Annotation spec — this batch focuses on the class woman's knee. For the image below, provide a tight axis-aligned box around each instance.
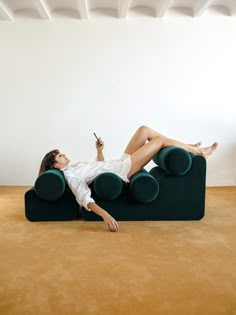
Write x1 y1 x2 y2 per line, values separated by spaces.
137 125 150 136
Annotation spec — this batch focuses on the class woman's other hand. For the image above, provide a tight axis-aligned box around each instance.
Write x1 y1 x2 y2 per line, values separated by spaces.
102 212 119 232
87 202 119 232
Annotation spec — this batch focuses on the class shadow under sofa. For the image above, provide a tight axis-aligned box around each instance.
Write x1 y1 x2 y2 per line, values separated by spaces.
25 146 206 222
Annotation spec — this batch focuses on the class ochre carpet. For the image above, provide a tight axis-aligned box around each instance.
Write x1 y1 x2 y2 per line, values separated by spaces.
0 186 235 315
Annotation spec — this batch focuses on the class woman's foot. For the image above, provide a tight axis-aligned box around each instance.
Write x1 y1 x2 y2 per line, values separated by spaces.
201 142 218 158
191 141 201 147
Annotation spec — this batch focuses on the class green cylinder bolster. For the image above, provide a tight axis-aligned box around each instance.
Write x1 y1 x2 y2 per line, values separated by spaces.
35 169 66 201
152 146 192 176
93 172 123 201
129 171 160 203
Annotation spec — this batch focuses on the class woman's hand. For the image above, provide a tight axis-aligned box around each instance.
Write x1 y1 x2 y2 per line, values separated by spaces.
96 137 104 161
87 202 119 232
96 137 104 151
102 212 119 232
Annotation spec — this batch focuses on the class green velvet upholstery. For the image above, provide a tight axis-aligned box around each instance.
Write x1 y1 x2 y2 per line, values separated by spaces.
35 169 65 201
25 187 78 221
25 147 206 222
152 146 192 175
129 170 159 203
93 172 123 201
82 155 206 221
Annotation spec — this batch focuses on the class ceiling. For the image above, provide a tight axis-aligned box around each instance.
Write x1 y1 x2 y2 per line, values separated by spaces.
0 0 236 21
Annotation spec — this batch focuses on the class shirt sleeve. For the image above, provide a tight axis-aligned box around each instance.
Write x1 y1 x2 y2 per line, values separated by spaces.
68 177 95 211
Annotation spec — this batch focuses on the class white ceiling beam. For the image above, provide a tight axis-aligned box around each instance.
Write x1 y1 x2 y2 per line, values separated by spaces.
230 6 236 15
156 0 175 18
193 0 212 17
33 0 51 20
0 0 14 20
76 0 89 19
119 0 130 18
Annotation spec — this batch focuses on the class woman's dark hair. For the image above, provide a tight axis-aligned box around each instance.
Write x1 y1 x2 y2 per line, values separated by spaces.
38 149 60 175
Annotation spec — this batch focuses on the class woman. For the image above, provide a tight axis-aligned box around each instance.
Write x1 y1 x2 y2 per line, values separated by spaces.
39 125 218 232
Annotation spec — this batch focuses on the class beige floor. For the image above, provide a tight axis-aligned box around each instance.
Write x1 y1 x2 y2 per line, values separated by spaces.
0 186 236 315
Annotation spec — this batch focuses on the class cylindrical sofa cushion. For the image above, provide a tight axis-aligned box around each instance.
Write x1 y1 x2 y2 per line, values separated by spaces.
130 171 160 203
152 146 192 176
35 169 66 201
93 172 123 201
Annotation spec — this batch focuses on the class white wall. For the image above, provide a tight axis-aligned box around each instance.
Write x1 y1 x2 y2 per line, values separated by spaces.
0 15 236 186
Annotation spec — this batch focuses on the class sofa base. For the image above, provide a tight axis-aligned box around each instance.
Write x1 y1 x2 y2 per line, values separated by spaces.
25 154 206 222
25 188 79 221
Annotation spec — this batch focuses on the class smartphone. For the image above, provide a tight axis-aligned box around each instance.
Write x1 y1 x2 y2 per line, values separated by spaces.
93 132 99 141
94 132 103 146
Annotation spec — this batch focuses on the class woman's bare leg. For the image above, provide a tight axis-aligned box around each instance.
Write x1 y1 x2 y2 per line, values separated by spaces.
127 134 218 178
124 126 165 155
124 126 202 155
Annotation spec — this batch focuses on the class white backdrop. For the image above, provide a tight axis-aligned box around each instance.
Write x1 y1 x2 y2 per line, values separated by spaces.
0 16 236 186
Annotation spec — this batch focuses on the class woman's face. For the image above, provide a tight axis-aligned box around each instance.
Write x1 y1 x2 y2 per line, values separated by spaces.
54 153 70 169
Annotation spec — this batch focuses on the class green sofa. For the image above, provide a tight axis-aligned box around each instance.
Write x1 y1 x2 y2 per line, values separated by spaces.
24 146 206 222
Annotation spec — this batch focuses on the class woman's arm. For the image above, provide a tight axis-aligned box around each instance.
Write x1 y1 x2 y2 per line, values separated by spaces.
70 180 118 231
96 138 105 161
87 202 119 232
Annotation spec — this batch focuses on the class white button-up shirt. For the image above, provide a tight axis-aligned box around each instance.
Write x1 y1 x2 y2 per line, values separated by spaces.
62 156 131 211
